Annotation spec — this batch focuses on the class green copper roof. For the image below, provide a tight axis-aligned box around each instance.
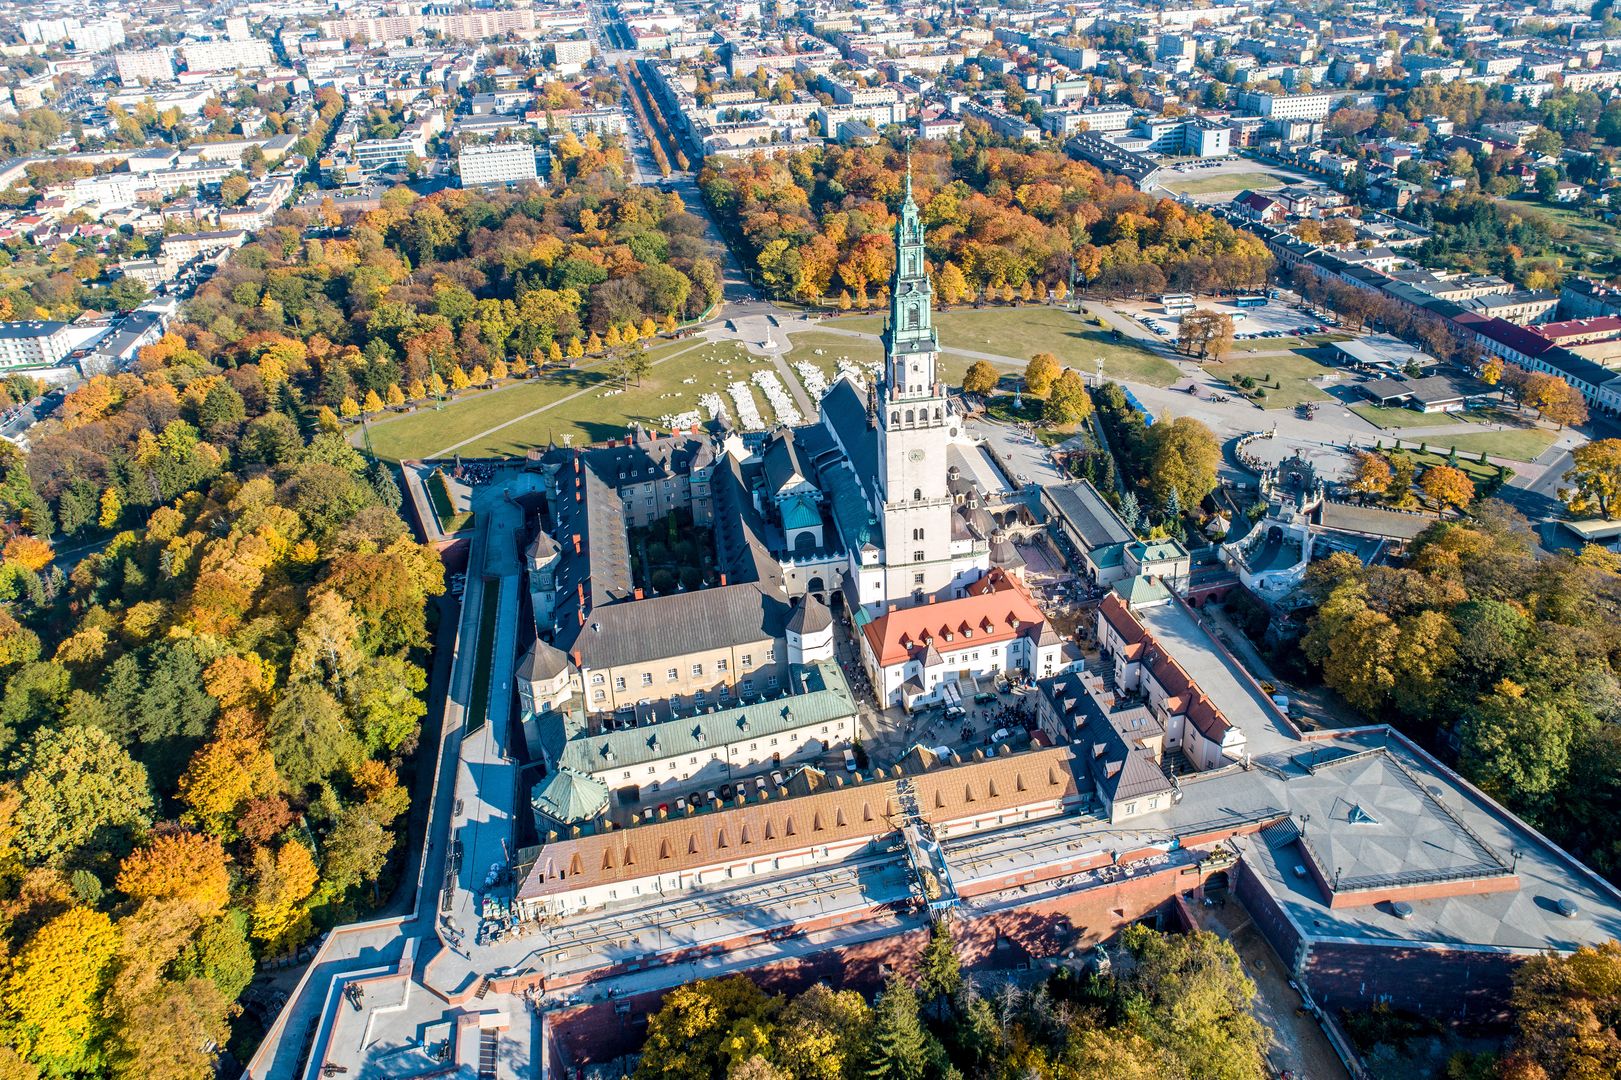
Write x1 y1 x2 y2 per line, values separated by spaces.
782 492 822 532
531 767 610 826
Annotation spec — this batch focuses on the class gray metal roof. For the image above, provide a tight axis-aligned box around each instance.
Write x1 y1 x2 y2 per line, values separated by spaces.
555 580 790 671
1044 481 1133 550
558 662 855 776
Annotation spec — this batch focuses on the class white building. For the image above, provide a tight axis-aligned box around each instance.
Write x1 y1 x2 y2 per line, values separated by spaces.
114 48 175 85
0 322 75 368
458 142 541 187
180 39 275 73
1236 90 1340 120
860 569 1067 710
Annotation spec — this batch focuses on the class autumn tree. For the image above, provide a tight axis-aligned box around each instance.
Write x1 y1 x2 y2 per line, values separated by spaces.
961 360 999 395
1499 940 1621 1080
1119 923 1267 1080
116 829 232 918
1347 450 1394 502
1024 352 1061 397
1177 309 1235 361
1419 464 1474 515
1043 369 1093 425
248 840 318 951
1561 438 1621 519
1 906 121 1075
1145 415 1220 513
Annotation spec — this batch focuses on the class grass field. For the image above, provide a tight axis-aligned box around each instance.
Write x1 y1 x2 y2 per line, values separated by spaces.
1396 427 1559 463
824 306 1181 386
426 469 473 533
1352 404 1462 429
1208 351 1336 409
1391 447 1510 485
1160 170 1288 196
368 340 768 460
1229 333 1351 354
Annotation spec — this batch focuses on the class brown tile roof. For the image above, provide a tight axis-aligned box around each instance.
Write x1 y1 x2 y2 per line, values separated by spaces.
1098 592 1147 660
517 747 1081 901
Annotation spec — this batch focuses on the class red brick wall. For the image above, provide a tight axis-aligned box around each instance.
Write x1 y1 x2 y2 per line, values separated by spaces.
1328 873 1519 910
546 861 1212 1068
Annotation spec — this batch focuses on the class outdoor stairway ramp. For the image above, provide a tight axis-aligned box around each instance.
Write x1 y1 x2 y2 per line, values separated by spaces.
477 1030 498 1080
895 776 960 917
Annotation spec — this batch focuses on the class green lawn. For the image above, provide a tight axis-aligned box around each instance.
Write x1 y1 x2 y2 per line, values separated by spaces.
1229 333 1352 354
1391 448 1510 485
367 340 767 460
426 469 473 534
824 306 1181 386
1160 170 1289 196
1207 351 1336 409
1396 427 1559 463
1352 404 1463 430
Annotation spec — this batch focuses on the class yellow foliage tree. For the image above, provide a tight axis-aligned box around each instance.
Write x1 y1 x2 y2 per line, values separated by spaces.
587 332 603 353
548 340 564 363
2 907 120 1071
338 396 359 419
361 389 384 415
2 536 52 573
449 366 470 393
115 830 231 919
640 317 657 338
249 841 318 951
468 364 488 386
203 654 273 712
385 383 405 408
604 325 623 348
315 405 341 432
98 487 122 530
426 372 447 397
491 359 509 381
177 734 279 836
406 378 425 400
661 313 678 333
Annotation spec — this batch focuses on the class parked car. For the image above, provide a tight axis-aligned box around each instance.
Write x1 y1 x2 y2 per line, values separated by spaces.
843 748 858 772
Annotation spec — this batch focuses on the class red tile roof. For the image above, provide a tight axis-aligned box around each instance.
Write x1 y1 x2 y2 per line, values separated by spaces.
862 569 1048 667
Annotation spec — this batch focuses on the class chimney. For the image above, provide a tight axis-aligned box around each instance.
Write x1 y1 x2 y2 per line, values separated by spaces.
928 595 936 604
570 649 582 666
719 573 727 586
887 604 896 613
634 587 644 600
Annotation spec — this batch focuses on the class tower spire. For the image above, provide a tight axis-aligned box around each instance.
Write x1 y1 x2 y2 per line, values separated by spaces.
904 142 913 202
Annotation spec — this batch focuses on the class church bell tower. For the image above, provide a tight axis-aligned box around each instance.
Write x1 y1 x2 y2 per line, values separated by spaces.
876 159 955 605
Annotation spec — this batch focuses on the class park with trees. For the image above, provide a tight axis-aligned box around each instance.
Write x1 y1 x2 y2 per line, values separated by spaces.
699 140 1272 308
0 202 461 1077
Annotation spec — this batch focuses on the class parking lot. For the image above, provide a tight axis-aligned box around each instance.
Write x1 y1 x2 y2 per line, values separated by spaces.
1119 297 1332 343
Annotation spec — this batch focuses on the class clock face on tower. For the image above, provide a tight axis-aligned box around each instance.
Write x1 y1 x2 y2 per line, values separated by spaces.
908 449 926 462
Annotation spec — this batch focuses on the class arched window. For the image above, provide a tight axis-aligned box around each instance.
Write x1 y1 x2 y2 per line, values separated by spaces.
907 306 920 330
892 411 900 425
905 409 914 424
913 488 923 501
